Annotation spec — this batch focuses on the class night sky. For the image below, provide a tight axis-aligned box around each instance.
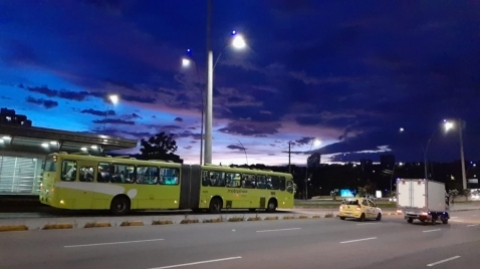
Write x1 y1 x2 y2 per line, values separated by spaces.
1 0 479 165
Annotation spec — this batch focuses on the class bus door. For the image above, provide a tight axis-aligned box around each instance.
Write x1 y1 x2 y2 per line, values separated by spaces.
241 174 257 208
225 172 242 209
75 161 96 209
255 175 268 208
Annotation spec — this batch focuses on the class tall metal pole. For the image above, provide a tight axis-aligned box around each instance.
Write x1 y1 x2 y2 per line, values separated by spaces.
459 119 467 190
199 91 204 165
288 142 291 174
304 165 308 200
204 0 213 164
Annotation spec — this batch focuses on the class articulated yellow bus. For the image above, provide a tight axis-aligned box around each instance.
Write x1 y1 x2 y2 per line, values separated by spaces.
40 152 295 215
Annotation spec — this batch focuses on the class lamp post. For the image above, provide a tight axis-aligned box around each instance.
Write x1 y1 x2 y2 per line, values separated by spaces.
444 119 467 190
204 0 247 164
304 138 321 200
182 49 204 165
103 94 119 131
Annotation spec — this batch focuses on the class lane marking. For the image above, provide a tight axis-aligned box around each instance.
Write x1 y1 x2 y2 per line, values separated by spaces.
423 229 441 233
357 223 380 225
427 256 460 267
340 237 377 244
467 224 479 227
472 215 478 217
65 239 164 248
450 217 458 219
256 228 301 233
149 256 242 269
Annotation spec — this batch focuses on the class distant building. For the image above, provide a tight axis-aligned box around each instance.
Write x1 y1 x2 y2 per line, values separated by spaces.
0 108 32 126
380 154 395 169
307 153 321 168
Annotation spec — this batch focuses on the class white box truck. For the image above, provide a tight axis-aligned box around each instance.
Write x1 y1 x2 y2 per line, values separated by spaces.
396 178 449 224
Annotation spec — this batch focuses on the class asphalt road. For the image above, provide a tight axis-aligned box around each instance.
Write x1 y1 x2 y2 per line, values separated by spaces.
1 211 479 269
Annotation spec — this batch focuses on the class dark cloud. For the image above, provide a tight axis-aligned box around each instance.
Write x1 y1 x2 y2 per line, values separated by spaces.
26 97 58 109
227 145 246 151
81 109 115 117
122 113 142 120
122 94 156 104
26 86 90 101
219 121 281 137
93 118 135 125
295 137 315 146
174 117 183 122
173 130 201 140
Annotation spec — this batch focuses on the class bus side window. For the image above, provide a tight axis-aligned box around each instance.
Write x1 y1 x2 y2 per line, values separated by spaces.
226 173 240 188
137 166 159 184
97 163 111 183
61 160 77 181
286 181 294 194
256 175 266 189
202 171 209 186
79 166 95 182
271 176 280 190
160 168 179 185
279 177 286 191
111 164 134 183
242 174 255 189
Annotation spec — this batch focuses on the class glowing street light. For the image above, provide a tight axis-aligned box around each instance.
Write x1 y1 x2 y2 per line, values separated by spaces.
399 127 404 132
444 120 454 132
103 94 119 131
231 34 246 49
182 58 191 67
444 119 467 190
109 94 119 105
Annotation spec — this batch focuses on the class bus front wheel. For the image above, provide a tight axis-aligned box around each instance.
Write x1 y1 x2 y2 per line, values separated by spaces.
209 198 222 213
110 196 130 216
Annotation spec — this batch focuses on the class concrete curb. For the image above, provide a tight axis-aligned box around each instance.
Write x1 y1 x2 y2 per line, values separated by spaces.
0 213 337 232
3 208 475 232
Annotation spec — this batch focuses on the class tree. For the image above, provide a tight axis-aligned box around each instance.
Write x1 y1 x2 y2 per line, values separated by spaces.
140 132 178 160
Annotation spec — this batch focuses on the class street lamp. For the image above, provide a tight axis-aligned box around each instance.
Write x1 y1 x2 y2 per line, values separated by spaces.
204 24 247 164
182 49 204 165
103 94 119 131
304 138 321 200
443 119 467 190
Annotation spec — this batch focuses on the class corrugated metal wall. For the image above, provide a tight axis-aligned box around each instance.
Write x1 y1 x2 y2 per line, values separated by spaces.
0 155 43 195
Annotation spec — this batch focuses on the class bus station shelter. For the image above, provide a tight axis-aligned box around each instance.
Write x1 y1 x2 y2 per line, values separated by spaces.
0 124 137 196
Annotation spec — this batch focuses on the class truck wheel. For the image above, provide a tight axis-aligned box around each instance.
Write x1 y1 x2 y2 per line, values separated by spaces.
359 213 366 222
407 218 413 223
441 217 448 224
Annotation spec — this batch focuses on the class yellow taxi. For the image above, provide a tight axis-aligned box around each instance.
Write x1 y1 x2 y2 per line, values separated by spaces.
338 198 382 221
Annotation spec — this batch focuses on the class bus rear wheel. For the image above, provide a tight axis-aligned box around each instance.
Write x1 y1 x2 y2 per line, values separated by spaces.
266 199 277 212
209 198 222 213
110 196 130 216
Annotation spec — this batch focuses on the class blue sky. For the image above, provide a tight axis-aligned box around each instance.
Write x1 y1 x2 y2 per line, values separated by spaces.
1 0 479 165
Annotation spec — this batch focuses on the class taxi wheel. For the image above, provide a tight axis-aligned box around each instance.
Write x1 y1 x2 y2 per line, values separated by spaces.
376 213 382 221
359 213 366 222
340 216 345 220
